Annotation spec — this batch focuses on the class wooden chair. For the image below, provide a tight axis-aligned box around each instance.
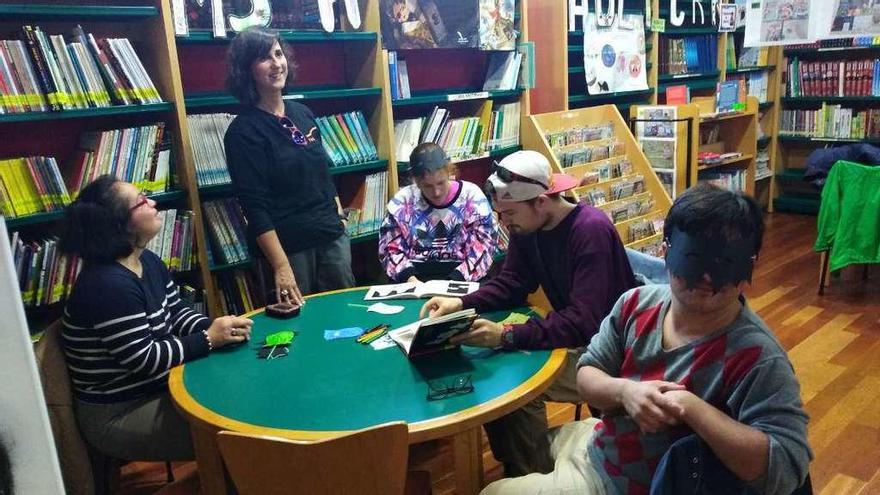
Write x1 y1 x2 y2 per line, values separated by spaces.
35 320 175 495
217 422 410 495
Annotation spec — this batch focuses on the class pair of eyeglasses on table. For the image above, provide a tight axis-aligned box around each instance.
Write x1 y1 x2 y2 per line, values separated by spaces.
426 374 474 401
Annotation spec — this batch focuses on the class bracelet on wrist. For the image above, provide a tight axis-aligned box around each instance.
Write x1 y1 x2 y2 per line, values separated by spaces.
501 324 516 349
203 330 214 351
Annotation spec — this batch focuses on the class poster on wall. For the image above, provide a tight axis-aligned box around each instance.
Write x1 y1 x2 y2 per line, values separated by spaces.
743 0 828 46
379 0 480 50
479 0 516 50
582 13 649 95
823 0 880 39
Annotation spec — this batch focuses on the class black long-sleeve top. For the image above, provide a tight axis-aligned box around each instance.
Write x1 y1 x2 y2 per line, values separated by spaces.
224 101 343 254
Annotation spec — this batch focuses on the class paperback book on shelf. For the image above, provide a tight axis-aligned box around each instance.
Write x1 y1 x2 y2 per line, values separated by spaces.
364 280 479 301
387 308 478 359
187 113 235 186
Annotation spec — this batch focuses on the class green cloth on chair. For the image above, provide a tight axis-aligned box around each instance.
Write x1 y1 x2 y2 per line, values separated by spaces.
814 160 880 272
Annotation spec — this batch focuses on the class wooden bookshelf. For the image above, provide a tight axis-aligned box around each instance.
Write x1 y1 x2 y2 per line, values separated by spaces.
522 104 672 254
631 96 759 199
0 1 208 329
527 1 781 209
384 0 531 193
773 42 880 214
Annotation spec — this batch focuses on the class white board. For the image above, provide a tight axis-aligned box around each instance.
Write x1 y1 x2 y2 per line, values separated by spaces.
0 218 64 494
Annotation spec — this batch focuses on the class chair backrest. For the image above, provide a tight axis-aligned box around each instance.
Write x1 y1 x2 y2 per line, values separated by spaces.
217 422 409 495
34 320 96 495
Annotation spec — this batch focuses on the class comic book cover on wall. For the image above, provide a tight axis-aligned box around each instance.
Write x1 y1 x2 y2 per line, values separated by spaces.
582 13 648 95
479 0 516 50
186 0 324 32
380 0 479 49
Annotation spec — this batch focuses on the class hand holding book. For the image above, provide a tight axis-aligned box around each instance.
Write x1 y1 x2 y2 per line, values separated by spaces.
448 318 504 348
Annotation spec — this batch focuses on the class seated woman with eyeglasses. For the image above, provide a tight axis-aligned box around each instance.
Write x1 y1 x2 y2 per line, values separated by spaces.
224 26 354 304
59 175 252 461
379 142 498 283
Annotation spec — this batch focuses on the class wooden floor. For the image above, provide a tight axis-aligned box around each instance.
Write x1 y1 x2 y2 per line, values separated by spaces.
119 212 880 495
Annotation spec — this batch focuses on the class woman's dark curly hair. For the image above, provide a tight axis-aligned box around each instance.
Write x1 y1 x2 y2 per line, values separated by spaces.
226 26 298 107
59 175 135 264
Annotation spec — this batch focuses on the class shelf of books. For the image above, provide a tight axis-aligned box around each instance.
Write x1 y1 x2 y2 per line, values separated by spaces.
385 0 531 219
172 0 397 316
630 95 759 203
774 38 880 214
0 1 209 332
521 104 672 257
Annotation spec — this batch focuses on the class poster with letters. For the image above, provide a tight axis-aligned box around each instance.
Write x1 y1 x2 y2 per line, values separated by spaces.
582 13 649 95
743 0 828 46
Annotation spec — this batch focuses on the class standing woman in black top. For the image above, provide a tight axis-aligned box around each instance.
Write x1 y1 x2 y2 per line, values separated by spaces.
224 27 355 304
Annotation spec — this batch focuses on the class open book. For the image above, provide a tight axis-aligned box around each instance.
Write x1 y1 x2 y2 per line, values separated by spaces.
387 309 478 359
364 280 479 301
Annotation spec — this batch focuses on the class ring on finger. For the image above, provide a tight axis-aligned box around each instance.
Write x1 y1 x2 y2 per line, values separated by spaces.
281 289 290 296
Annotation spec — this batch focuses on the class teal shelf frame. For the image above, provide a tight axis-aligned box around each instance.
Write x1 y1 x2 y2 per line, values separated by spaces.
568 88 654 104
4 189 186 229
396 145 522 171
657 71 720 82
177 30 377 44
198 183 234 197
391 89 522 107
185 87 381 108
784 45 880 57
727 65 773 74
0 4 157 19
662 27 719 35
209 259 252 273
329 160 389 176
0 102 172 124
778 135 880 144
351 231 379 244
780 96 880 104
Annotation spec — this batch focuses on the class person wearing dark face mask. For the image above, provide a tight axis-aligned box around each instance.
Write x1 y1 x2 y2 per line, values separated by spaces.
482 183 812 495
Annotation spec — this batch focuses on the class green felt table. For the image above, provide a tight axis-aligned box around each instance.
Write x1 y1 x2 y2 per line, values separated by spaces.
170 288 565 494
172 287 563 436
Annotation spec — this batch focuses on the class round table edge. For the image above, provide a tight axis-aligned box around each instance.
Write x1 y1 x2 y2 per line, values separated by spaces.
169 286 568 444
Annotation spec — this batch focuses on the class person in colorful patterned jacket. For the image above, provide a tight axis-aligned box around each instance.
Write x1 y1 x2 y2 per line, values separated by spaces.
379 142 497 282
482 183 812 495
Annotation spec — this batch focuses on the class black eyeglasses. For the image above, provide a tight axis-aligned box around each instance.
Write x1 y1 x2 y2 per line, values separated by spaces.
278 116 307 146
491 161 548 189
426 375 474 401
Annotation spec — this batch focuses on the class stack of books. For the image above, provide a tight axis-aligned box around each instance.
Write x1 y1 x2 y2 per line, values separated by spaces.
67 123 172 196
388 51 411 101
10 232 82 308
187 113 235 187
0 156 71 219
344 171 386 236
202 198 249 267
701 169 747 191
316 111 379 166
144 209 196 273
785 57 880 97
215 269 264 316
394 102 521 164
0 25 162 114
780 105 880 140
659 35 718 76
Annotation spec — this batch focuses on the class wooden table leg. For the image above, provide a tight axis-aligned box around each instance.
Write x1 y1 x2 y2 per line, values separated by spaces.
451 426 484 495
190 422 228 495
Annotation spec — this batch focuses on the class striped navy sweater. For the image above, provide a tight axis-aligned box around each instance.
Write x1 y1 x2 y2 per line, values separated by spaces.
62 250 211 404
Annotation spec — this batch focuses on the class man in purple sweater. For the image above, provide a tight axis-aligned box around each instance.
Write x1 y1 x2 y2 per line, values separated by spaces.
420 150 637 476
